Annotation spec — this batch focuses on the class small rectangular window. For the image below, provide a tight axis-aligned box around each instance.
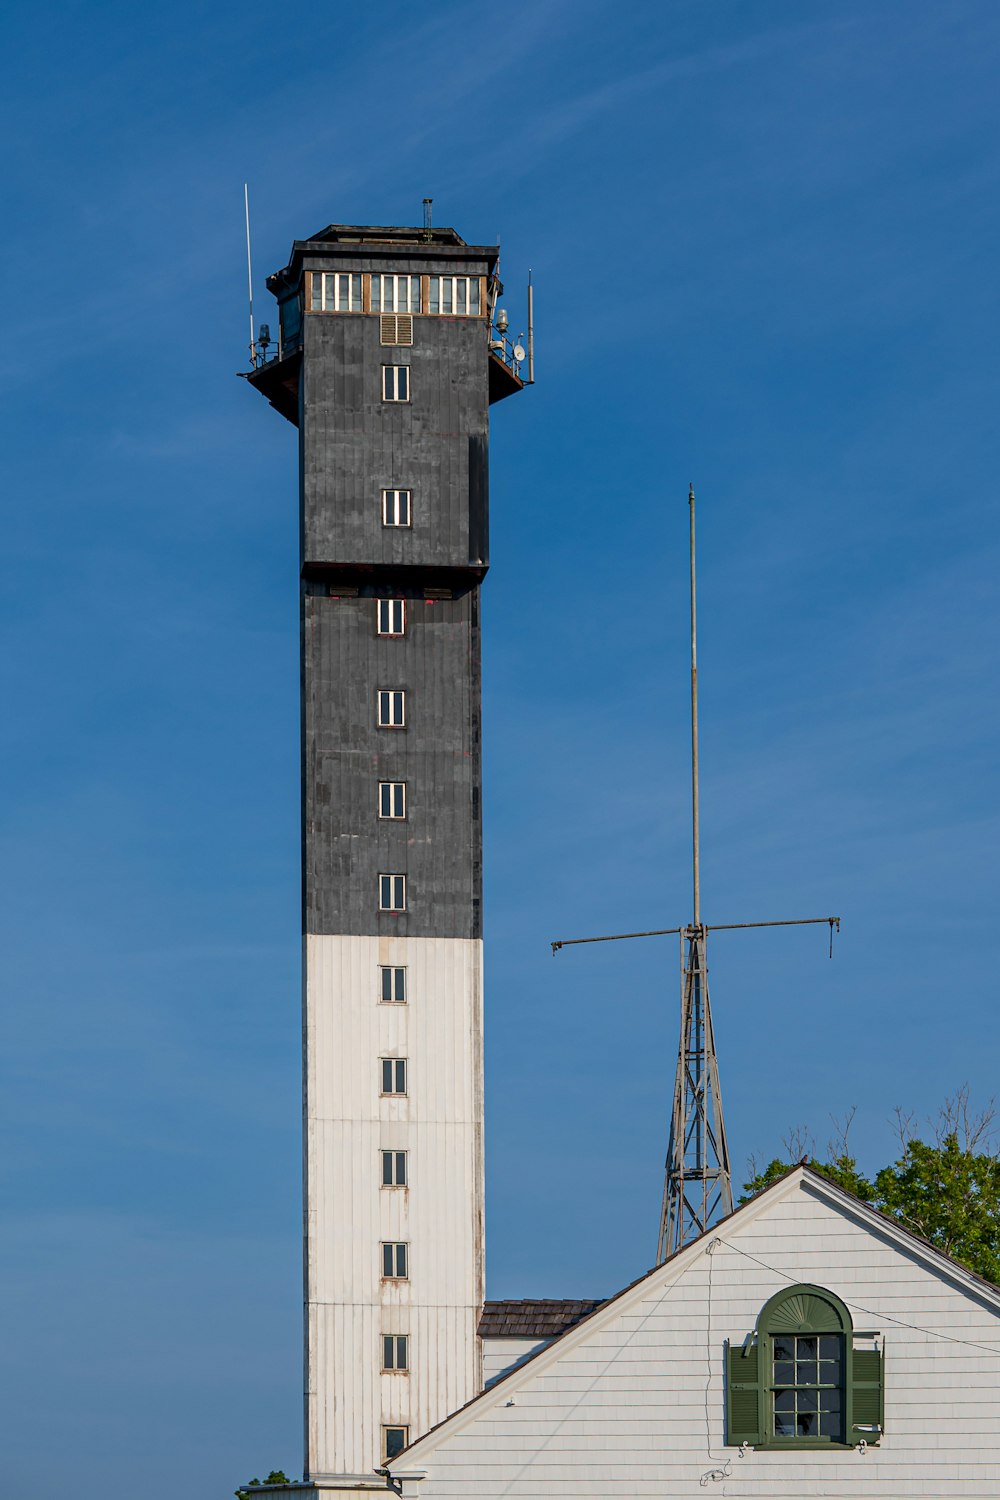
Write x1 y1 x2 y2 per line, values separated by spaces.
377 690 405 728
382 1242 408 1279
382 365 410 402
379 965 407 1003
382 1333 409 1371
377 599 405 636
379 875 406 913
382 1425 409 1461
379 783 406 820
381 1149 407 1186
380 1057 407 1095
312 272 362 311
371 275 421 314
382 489 411 528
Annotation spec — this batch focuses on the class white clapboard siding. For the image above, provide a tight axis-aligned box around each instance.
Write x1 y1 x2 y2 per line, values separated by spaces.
305 934 484 1478
482 1336 551 1386
392 1170 1000 1499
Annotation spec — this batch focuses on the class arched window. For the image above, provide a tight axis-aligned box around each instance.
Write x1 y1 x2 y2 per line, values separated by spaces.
726 1284 883 1448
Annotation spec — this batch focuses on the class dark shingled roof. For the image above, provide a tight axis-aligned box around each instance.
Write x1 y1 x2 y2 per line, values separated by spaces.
478 1298 606 1340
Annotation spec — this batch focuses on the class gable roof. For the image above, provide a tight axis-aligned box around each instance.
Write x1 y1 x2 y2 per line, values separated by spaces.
478 1299 606 1340
390 1164 1000 1474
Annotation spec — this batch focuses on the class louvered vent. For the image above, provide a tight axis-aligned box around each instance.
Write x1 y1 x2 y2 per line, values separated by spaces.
380 315 414 346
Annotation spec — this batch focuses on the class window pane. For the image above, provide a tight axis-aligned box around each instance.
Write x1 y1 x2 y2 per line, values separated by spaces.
383 1244 393 1276
457 280 467 314
399 491 410 524
773 1391 794 1436
371 277 381 312
395 1151 406 1184
394 785 404 816
429 279 439 313
397 1243 407 1277
818 1336 840 1361
443 279 453 313
796 1361 818 1385
381 967 393 1001
382 1059 392 1092
470 279 481 313
398 367 409 401
384 1427 407 1460
773 1360 794 1383
798 1337 817 1358
773 1337 794 1362
411 276 421 312
311 276 322 311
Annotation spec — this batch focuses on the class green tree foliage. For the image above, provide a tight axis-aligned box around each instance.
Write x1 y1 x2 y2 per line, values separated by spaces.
742 1091 1000 1284
235 1472 291 1499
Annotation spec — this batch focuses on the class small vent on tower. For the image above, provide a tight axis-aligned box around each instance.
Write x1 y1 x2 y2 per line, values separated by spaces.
381 314 413 346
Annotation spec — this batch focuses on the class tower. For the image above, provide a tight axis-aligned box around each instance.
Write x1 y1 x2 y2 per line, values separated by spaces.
246 221 525 1483
659 488 732 1260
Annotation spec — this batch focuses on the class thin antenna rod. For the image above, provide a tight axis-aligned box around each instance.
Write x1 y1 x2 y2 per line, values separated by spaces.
244 183 256 367
689 485 701 927
551 915 840 953
527 271 535 384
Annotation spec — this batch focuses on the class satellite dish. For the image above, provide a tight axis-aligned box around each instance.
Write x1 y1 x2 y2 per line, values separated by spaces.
513 344 526 362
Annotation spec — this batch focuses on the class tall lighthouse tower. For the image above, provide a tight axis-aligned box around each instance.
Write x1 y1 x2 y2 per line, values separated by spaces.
246 220 525 1485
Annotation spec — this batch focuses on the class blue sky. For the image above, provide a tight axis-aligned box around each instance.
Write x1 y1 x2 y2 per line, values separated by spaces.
3 1 1000 1494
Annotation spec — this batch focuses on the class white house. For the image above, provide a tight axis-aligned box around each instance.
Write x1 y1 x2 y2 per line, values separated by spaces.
377 1166 1000 1499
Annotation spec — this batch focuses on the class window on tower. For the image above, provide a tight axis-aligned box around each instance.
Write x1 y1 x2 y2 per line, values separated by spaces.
379 875 406 913
382 1334 409 1371
377 599 405 636
381 1242 408 1279
379 966 407 1003
371 275 421 313
382 489 411 528
379 782 406 820
380 1057 407 1095
311 272 362 312
377 690 406 728
382 365 410 402
382 1426 409 1462
381 1149 407 1186
427 276 482 315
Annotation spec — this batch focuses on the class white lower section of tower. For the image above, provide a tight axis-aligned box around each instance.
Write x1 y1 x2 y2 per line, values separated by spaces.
303 934 485 1481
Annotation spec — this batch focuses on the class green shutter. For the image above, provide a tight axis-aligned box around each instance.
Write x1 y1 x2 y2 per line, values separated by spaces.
726 1340 761 1446
850 1347 883 1444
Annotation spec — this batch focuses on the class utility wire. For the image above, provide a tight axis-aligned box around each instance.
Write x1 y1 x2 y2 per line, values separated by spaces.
719 1239 1000 1358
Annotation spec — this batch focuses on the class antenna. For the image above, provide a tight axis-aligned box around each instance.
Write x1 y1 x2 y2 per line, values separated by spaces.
527 271 535 385
551 488 840 1262
244 183 257 368
423 197 433 234
689 485 700 926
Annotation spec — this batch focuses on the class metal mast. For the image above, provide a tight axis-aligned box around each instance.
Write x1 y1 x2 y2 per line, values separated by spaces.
657 487 732 1260
551 488 839 1263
